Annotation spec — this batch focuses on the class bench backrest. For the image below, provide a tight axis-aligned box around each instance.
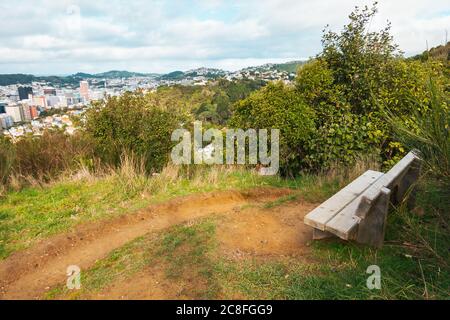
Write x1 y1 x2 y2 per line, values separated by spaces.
356 150 421 218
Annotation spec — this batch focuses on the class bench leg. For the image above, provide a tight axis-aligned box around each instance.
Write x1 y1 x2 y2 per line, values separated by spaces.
313 228 335 240
396 160 421 209
356 187 391 248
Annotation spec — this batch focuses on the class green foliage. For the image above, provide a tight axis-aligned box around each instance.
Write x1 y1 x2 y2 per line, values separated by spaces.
304 113 379 169
150 79 265 125
85 91 184 173
296 59 347 124
230 82 316 175
387 79 450 182
292 2 448 170
321 3 400 112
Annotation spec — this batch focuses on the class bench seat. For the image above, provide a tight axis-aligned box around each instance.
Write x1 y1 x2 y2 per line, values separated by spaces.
303 170 384 231
304 151 421 247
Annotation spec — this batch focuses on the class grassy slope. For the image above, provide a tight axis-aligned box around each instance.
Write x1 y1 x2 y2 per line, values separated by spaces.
46 177 449 300
0 165 341 260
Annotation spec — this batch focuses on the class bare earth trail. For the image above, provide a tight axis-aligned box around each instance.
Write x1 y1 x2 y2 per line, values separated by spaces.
0 187 317 300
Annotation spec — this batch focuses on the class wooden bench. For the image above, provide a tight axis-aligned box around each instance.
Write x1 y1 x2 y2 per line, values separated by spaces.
304 151 421 247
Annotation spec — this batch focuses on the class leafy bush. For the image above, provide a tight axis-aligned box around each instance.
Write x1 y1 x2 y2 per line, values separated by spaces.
295 59 346 124
303 113 380 170
229 82 316 175
85 91 185 173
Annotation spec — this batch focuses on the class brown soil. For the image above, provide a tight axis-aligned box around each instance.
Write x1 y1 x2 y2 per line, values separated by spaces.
0 187 316 300
85 198 317 300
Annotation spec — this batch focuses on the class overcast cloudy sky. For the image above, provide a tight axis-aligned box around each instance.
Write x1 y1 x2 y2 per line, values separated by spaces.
0 0 448 75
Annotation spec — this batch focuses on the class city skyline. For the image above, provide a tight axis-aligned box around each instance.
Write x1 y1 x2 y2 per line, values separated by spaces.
0 0 449 75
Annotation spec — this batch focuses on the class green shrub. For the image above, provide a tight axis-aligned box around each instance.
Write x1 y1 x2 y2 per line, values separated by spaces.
229 82 316 176
303 113 380 170
85 91 185 173
296 59 347 124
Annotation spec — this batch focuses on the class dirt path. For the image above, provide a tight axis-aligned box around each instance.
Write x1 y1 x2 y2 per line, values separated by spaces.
0 188 294 300
89 200 317 300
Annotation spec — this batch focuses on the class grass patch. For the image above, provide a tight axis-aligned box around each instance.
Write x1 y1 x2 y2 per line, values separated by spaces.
156 220 219 299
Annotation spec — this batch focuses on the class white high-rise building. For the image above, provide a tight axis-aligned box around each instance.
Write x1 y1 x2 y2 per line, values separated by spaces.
5 105 23 122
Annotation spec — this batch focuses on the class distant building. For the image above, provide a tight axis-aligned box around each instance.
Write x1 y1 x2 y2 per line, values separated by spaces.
5 105 23 122
47 96 61 107
0 101 7 114
18 86 33 100
0 114 14 129
79 81 90 101
43 87 57 96
32 96 47 109
20 103 32 122
29 105 39 119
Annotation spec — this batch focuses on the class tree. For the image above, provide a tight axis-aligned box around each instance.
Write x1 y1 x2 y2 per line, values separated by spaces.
321 2 400 113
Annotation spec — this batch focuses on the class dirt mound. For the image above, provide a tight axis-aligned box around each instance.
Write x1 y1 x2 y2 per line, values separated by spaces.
0 188 294 300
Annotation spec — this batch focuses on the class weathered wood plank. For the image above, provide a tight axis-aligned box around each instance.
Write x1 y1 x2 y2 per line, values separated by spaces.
361 151 419 204
325 151 420 240
304 170 384 230
324 194 363 240
356 187 391 248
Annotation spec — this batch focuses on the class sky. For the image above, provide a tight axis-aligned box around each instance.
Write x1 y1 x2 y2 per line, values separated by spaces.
0 0 448 75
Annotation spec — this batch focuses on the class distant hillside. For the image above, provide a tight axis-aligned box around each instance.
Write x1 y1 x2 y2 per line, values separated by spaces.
0 61 306 86
410 42 450 62
0 74 82 86
273 60 307 73
0 70 160 86
158 71 185 81
0 74 36 86
241 60 307 74
94 70 156 78
73 71 157 79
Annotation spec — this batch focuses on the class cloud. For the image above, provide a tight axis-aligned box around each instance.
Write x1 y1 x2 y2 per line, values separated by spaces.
0 0 448 74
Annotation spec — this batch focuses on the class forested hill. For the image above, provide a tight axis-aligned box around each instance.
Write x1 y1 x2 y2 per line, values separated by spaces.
411 41 450 62
0 71 157 86
0 61 305 86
